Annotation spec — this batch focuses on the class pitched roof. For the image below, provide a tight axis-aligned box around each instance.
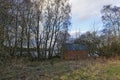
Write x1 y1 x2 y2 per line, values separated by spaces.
65 43 88 51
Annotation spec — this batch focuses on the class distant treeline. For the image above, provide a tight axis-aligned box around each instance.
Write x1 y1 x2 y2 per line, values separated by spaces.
74 5 120 58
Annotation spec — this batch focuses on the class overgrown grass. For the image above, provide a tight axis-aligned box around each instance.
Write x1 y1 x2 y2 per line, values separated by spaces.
54 60 120 80
0 58 120 80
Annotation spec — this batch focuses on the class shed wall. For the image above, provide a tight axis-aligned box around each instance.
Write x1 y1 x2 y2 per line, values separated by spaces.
64 50 88 60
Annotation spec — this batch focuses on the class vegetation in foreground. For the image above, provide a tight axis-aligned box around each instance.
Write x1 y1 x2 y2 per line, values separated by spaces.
0 58 120 80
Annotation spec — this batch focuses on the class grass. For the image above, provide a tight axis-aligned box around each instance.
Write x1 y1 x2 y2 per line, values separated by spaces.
0 58 120 80
55 60 120 80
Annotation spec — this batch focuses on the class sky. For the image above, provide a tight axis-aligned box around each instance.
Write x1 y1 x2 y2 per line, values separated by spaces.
69 0 120 36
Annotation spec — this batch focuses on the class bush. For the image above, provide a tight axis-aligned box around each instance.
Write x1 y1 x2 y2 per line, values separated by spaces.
99 42 120 58
0 49 11 64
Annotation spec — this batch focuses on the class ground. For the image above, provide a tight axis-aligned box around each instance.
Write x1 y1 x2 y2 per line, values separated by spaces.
0 58 120 80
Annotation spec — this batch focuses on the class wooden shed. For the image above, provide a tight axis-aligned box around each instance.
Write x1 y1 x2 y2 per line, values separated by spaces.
64 43 89 60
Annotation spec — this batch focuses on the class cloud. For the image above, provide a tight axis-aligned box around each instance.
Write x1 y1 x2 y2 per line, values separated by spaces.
69 0 120 37
70 0 120 21
69 28 87 37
